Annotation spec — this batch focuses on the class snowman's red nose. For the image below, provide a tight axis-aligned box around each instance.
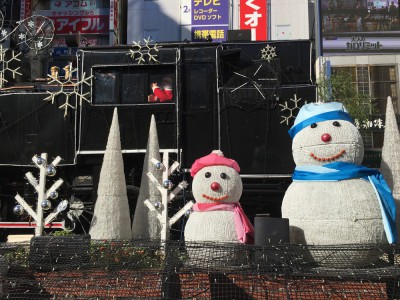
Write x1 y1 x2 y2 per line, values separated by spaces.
210 182 220 191
321 133 332 143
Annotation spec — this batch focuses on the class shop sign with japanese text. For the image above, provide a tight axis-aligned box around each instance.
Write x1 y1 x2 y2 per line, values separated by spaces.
240 0 268 41
192 0 229 25
20 0 32 19
192 25 228 42
35 9 109 34
109 0 119 44
191 0 229 42
52 36 99 47
346 36 382 52
320 0 400 53
50 0 98 10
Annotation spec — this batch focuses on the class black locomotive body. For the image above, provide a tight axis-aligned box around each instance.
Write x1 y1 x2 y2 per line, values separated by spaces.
0 40 316 238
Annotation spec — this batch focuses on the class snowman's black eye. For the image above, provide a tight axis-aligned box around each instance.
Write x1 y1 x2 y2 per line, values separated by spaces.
310 123 318 128
220 173 227 179
205 172 211 178
333 121 341 127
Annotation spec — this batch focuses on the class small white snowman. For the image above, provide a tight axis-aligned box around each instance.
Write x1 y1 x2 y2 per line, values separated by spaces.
185 150 254 246
281 102 397 266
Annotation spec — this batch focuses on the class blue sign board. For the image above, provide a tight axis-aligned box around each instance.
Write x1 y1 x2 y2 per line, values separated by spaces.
52 48 70 56
191 0 229 42
192 0 229 25
191 25 228 42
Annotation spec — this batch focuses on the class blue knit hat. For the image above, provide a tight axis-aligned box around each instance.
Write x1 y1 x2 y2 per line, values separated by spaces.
288 102 354 139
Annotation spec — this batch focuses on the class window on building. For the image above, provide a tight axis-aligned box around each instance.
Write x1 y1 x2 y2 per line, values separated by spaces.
370 66 398 113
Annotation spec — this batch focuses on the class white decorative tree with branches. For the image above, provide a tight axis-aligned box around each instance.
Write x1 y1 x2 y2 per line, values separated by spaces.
144 152 194 241
14 153 65 236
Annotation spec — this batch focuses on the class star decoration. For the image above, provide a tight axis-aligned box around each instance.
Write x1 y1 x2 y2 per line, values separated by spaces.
1 29 7 37
28 20 34 28
18 33 25 40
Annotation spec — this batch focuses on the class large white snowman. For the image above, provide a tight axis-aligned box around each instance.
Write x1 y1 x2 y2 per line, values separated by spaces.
281 102 396 266
184 150 254 245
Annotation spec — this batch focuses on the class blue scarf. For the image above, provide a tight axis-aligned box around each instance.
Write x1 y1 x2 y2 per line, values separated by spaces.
293 162 397 244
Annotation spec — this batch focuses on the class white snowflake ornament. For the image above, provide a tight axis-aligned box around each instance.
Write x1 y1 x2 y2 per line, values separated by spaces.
261 44 277 62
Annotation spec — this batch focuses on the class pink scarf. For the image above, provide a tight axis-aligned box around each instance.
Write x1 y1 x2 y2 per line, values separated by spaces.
193 203 254 244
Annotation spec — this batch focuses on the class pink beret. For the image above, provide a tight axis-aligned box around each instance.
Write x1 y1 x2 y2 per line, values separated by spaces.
190 150 240 177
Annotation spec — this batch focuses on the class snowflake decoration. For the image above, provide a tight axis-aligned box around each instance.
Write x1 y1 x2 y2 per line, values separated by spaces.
261 45 277 62
279 94 306 125
127 37 161 64
44 70 93 117
0 45 22 88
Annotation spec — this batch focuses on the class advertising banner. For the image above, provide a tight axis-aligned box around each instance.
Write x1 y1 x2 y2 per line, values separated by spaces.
35 9 109 34
52 36 100 47
240 0 268 41
50 0 98 10
192 0 229 25
191 0 229 42
20 0 32 20
192 25 229 41
320 0 400 53
109 0 119 44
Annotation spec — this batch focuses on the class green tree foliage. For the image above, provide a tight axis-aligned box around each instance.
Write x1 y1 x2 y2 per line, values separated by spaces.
318 70 373 122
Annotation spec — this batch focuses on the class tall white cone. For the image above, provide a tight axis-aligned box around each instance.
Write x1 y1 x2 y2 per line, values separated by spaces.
380 96 400 239
89 108 132 240
131 115 162 240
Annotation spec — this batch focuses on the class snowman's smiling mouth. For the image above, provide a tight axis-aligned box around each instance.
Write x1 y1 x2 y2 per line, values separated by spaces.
310 149 346 162
202 194 229 201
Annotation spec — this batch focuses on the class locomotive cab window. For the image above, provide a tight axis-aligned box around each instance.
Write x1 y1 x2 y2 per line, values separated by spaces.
92 66 175 105
93 70 118 104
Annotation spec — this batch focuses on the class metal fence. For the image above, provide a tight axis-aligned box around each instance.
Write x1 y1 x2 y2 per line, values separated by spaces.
0 236 399 299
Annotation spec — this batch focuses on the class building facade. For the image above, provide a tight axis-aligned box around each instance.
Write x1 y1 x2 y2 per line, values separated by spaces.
320 0 400 158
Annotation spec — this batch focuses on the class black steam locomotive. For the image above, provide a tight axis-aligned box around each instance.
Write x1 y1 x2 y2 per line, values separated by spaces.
0 40 316 239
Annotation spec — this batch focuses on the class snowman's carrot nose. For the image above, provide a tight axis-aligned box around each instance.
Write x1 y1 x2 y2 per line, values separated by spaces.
321 133 332 143
210 182 221 191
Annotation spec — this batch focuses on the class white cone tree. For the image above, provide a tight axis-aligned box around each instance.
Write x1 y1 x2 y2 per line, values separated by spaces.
380 96 400 239
89 108 132 240
132 115 162 239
